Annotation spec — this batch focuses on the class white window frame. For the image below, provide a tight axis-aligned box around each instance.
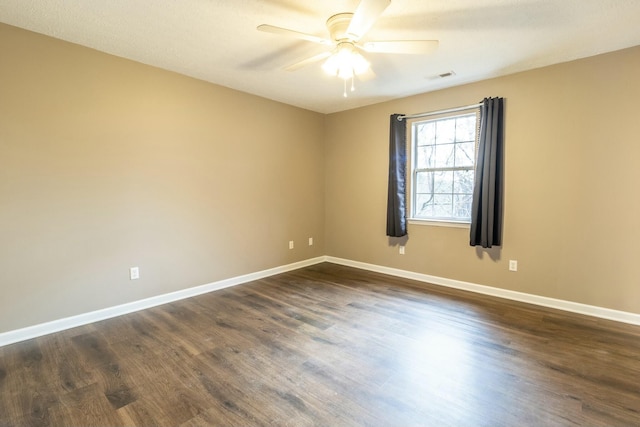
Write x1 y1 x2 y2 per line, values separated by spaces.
407 108 480 227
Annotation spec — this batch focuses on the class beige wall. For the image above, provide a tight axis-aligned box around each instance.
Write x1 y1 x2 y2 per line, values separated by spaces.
325 45 640 314
0 24 325 333
2 22 639 335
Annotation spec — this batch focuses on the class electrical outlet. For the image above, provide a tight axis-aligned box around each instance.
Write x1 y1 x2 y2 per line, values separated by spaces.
130 266 140 280
509 260 518 272
308 237 313 246
289 241 294 250
399 246 405 255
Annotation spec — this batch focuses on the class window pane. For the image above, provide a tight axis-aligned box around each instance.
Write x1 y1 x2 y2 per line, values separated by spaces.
416 122 435 146
453 169 474 194
415 194 434 218
416 145 435 168
416 171 434 194
435 118 455 144
455 115 476 142
453 195 473 219
409 110 479 222
433 194 453 218
455 142 474 167
434 170 453 194
434 144 454 168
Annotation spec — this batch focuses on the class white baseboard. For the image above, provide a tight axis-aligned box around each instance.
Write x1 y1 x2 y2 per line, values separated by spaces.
325 256 640 326
0 257 326 347
3 255 639 348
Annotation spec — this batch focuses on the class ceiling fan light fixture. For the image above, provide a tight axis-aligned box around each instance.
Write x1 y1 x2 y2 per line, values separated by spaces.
322 43 370 80
258 0 440 99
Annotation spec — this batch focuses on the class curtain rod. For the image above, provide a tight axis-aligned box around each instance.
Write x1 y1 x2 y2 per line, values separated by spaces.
397 102 483 121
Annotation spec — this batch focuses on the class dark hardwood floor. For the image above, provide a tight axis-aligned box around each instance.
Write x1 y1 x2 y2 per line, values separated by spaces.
1 262 639 426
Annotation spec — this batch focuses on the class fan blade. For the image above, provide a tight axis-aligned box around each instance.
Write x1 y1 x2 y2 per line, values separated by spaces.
361 40 439 54
346 0 391 40
257 24 332 46
285 51 332 71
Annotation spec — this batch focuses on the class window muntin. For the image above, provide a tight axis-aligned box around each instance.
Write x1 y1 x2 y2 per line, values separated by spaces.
410 112 478 223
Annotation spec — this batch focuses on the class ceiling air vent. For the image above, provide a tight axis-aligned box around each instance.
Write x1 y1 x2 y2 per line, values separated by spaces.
426 71 456 80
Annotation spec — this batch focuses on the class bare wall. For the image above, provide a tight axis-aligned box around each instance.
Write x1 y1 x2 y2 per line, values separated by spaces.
325 46 640 314
0 23 325 333
2 20 639 335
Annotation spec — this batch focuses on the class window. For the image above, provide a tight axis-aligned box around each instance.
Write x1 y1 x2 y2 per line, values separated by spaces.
409 110 479 223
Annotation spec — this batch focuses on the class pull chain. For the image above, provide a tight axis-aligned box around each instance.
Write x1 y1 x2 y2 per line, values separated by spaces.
342 77 357 98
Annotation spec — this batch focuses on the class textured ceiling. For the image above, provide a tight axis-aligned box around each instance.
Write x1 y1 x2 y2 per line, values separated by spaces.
1 0 639 113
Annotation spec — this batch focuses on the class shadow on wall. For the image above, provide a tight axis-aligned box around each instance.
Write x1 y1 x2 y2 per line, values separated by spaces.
476 245 501 262
388 235 501 262
388 236 409 247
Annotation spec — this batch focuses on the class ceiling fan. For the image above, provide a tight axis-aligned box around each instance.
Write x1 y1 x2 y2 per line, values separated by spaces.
257 0 438 97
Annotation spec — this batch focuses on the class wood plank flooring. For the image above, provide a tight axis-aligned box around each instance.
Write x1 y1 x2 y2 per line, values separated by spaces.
1 262 639 426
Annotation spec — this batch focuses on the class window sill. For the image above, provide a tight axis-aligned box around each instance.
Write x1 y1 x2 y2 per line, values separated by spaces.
408 218 470 229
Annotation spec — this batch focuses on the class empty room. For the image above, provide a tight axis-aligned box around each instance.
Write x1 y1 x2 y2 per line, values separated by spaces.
1 0 640 425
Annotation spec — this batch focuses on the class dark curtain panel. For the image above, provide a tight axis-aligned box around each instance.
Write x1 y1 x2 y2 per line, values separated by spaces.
386 114 407 237
470 97 504 248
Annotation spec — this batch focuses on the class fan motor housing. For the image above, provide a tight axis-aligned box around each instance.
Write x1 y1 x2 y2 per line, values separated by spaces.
327 13 354 41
